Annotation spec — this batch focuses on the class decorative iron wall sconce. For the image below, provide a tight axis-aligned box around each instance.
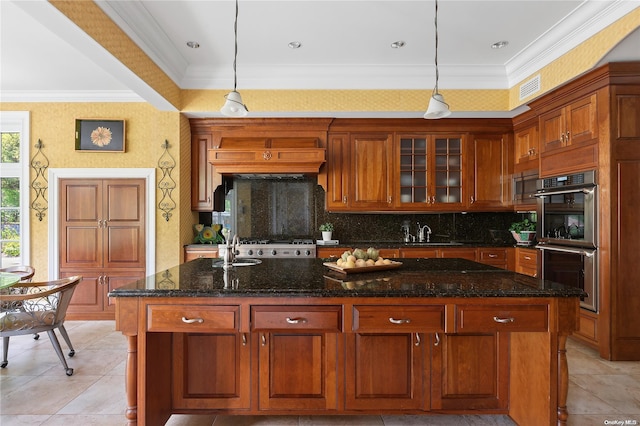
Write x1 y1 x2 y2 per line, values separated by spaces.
157 140 176 222
30 139 49 221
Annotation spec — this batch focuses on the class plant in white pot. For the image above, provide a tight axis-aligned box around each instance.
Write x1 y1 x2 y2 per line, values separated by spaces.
509 219 537 246
319 223 334 241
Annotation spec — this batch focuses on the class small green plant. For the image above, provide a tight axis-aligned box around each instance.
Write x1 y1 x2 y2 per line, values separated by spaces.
509 219 536 233
319 222 334 232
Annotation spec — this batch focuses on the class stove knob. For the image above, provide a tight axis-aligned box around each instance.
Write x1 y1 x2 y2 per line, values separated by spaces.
295 249 301 256
271 249 277 256
305 250 311 256
257 249 263 256
247 249 253 256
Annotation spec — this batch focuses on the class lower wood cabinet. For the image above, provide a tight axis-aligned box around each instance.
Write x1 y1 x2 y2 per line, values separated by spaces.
157 300 556 420
431 333 509 410
252 305 341 410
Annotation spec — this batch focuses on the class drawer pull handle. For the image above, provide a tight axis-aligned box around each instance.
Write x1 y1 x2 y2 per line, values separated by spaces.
414 333 421 347
524 256 532 260
181 317 204 324
434 332 440 346
493 316 515 324
285 317 308 324
389 317 411 324
488 254 498 258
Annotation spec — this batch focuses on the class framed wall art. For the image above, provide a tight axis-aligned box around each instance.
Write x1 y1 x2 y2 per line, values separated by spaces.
75 119 125 152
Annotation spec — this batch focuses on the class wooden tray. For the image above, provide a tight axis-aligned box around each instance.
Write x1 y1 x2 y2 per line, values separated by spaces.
323 261 402 274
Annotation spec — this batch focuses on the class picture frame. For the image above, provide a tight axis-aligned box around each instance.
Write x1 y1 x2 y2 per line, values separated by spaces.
75 119 125 152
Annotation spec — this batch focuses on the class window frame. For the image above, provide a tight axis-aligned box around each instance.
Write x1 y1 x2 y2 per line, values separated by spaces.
0 111 31 267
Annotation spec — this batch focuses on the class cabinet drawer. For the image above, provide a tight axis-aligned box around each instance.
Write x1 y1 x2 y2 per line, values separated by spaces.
251 306 342 332
353 305 444 332
479 248 507 262
456 304 548 332
517 248 538 268
147 305 238 332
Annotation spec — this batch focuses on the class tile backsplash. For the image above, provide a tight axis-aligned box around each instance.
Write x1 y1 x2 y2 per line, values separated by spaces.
198 179 525 245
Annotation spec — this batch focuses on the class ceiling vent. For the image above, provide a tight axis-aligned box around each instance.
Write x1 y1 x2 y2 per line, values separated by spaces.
519 75 541 101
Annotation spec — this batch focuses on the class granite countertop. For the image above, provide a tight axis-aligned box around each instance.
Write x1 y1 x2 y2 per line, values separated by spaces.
109 258 585 299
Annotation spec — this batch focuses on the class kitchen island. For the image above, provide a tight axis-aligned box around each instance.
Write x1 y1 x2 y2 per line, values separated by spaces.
110 258 584 426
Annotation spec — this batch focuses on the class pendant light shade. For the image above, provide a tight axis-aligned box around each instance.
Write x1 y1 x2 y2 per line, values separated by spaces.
424 0 451 119
221 90 248 117
424 93 451 119
220 0 248 117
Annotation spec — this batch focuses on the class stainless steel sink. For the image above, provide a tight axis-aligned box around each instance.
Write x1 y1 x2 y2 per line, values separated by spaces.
402 242 464 246
211 258 262 268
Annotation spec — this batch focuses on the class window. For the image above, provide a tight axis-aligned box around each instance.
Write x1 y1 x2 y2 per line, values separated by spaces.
1 111 30 267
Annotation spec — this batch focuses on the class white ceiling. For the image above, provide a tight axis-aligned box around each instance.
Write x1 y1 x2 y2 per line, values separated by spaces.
1 0 639 115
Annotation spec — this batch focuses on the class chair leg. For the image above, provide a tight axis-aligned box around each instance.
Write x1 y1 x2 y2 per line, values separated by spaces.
1 336 9 368
46 330 74 376
57 324 75 357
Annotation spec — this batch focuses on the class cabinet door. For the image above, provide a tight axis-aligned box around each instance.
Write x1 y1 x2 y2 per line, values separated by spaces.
103 179 146 270
191 133 215 211
515 248 538 277
345 332 425 410
431 333 509 410
61 270 103 313
431 135 465 210
172 332 251 409
514 125 538 171
539 108 565 153
326 133 350 210
257 331 338 410
565 93 598 147
103 270 146 312
60 179 104 269
397 135 430 207
467 135 509 210
349 133 394 210
400 248 438 258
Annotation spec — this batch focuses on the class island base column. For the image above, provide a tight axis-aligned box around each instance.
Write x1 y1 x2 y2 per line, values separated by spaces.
557 333 569 426
125 335 138 425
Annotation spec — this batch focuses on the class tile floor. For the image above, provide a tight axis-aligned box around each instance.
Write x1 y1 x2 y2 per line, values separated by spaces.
1 321 638 425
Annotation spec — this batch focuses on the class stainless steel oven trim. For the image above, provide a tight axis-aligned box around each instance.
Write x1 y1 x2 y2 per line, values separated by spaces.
534 185 596 197
537 244 597 312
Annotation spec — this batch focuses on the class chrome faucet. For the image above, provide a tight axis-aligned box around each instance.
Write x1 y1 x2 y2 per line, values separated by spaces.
402 224 415 243
417 223 432 243
223 234 240 269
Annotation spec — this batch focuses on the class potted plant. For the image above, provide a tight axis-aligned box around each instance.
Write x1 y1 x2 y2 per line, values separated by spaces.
319 222 334 241
509 219 537 245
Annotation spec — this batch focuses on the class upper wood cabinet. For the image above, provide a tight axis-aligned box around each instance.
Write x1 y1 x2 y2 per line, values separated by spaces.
326 132 394 211
396 134 465 211
191 132 215 211
513 120 539 173
466 134 511 210
539 93 598 154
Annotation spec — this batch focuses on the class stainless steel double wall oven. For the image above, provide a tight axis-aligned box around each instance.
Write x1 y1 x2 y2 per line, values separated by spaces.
535 170 598 312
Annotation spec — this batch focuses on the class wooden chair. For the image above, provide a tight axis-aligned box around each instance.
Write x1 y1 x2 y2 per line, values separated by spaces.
0 265 35 283
0 276 82 376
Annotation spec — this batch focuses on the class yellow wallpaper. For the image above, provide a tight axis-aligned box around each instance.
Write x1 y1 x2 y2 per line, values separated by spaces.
0 102 185 280
182 89 510 114
510 7 640 108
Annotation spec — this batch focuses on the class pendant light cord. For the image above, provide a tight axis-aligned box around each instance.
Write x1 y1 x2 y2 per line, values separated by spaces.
233 0 239 91
433 0 440 95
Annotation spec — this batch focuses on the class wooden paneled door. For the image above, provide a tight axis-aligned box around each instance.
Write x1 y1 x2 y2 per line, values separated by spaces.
59 178 146 319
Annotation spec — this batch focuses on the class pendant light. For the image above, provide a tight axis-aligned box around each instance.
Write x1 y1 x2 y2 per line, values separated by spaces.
220 0 248 117
424 0 451 119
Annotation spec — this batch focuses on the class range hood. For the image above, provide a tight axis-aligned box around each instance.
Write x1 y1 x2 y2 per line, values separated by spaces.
208 146 326 174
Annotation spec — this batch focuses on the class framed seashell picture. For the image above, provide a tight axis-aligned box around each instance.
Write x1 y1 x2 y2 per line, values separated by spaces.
75 119 125 152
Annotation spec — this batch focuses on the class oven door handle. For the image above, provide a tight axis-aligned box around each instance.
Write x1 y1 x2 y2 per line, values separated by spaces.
534 185 596 197
535 244 596 257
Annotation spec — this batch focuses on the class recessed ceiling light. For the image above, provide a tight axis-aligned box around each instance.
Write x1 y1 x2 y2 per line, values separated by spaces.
186 41 200 49
491 41 508 49
391 41 406 49
288 41 302 49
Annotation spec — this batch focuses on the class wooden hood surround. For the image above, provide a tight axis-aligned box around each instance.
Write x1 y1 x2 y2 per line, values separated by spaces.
193 118 332 189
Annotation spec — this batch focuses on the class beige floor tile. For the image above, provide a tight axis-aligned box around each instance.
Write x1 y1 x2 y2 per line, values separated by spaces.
0 375 100 415
40 414 128 425
41 349 125 377
566 377 619 415
166 414 217 425
0 415 53 425
299 415 384 425
571 374 640 414
214 415 299 425
56 374 127 415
